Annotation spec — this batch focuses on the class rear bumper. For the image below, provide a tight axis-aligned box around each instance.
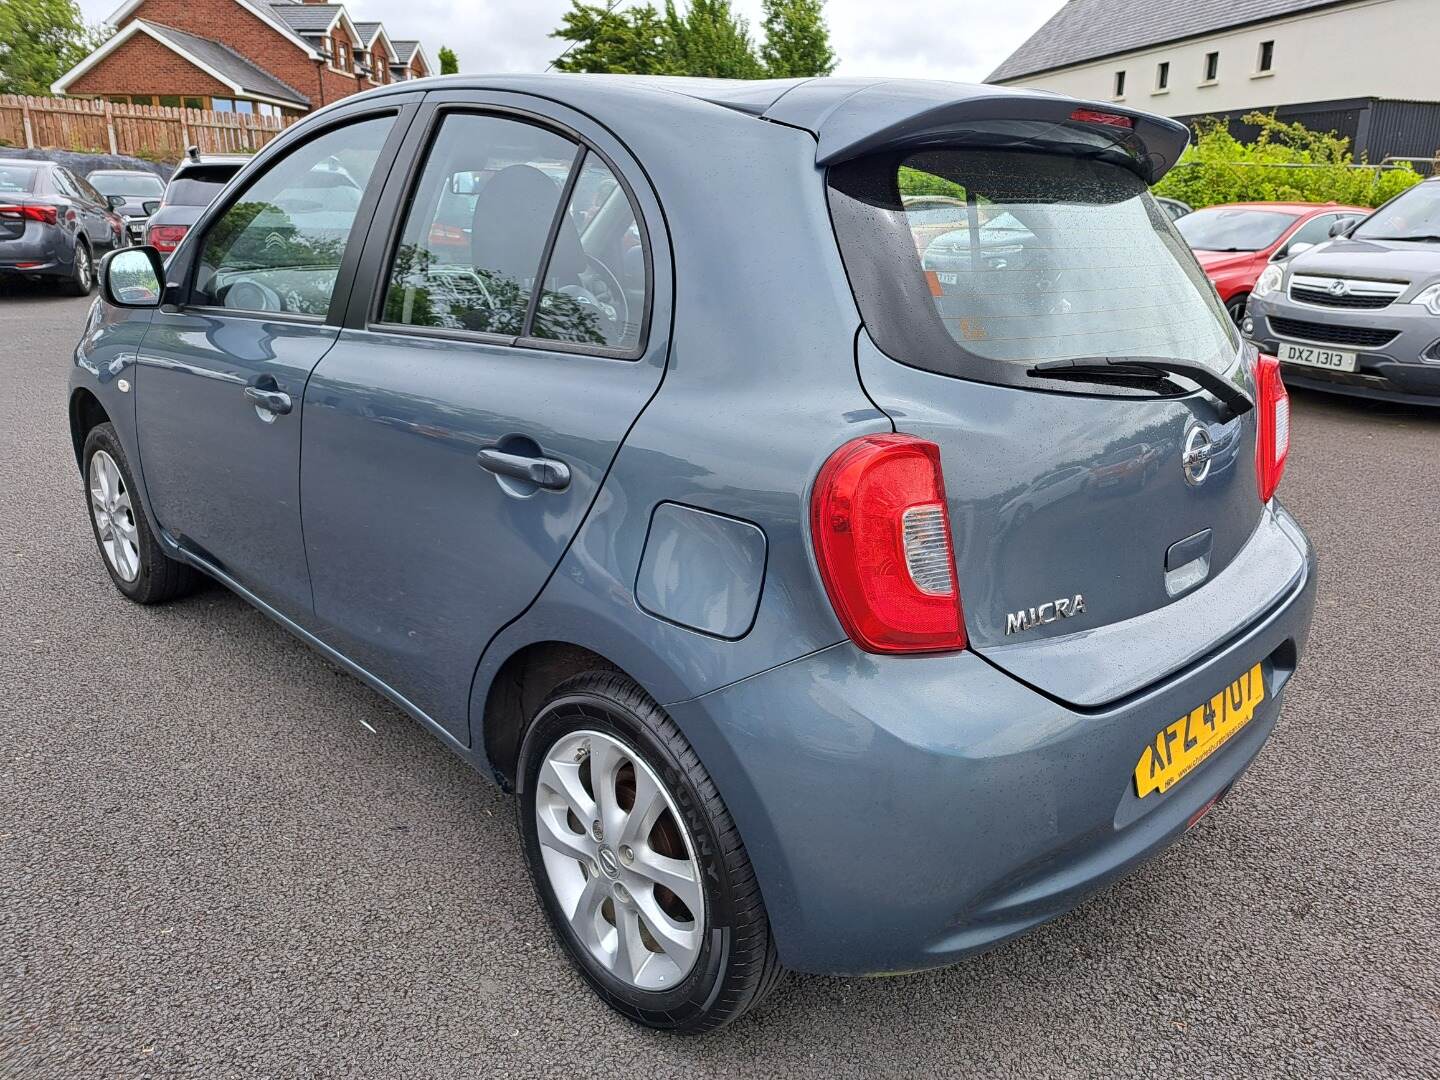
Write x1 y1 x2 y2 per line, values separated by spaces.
670 505 1317 975
1246 294 1440 403
0 227 69 276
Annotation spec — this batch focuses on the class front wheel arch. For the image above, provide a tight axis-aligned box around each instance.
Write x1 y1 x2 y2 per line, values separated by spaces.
70 388 110 473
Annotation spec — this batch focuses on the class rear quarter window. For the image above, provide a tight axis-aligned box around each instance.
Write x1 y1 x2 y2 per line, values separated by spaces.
828 148 1237 389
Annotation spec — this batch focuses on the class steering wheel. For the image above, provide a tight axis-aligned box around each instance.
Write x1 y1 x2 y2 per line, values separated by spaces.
582 254 630 337
222 278 283 312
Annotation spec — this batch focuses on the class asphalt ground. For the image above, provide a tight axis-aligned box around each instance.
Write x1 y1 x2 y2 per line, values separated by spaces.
2 283 1438 1079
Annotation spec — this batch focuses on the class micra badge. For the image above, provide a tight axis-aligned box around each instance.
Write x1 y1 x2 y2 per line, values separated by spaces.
1005 594 1086 636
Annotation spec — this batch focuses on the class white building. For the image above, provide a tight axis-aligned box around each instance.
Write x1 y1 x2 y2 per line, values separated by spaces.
987 0 1440 168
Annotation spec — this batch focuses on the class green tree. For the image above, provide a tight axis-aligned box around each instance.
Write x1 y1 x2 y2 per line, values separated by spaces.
663 0 762 78
759 0 834 77
1152 112 1422 209
0 0 111 97
437 45 458 74
550 2 671 74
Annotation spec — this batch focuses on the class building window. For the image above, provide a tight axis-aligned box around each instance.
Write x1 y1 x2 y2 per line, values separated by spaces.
1155 61 1169 91
211 97 234 112
1257 40 1275 72
1113 70 1126 98
184 97 204 110
1203 51 1219 82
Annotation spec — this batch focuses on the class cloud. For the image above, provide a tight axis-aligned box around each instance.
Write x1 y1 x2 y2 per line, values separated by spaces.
75 0 1062 84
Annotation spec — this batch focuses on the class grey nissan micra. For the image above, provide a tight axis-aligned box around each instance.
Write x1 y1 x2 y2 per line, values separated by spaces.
71 75 1316 1032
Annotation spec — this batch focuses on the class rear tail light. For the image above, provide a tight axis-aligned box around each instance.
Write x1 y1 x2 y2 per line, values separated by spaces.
148 224 188 253
1254 354 1290 502
0 204 59 225
810 434 966 654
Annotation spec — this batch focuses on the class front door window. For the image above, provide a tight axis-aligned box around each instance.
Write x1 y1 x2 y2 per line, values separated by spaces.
193 116 393 317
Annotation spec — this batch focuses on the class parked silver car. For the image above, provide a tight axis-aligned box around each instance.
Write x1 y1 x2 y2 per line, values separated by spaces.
1244 176 1440 404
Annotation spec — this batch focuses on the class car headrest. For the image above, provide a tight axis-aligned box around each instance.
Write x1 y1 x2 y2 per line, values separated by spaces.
471 165 584 286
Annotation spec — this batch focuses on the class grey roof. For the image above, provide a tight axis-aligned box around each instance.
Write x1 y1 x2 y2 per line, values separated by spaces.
353 21 384 44
389 39 419 62
142 21 309 106
268 3 344 33
988 0 1344 82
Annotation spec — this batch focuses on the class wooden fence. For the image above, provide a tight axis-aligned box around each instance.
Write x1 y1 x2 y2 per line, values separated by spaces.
0 95 297 160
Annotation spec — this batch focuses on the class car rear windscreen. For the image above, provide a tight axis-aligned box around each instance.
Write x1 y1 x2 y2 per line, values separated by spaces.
828 148 1236 384
163 166 240 206
0 164 38 194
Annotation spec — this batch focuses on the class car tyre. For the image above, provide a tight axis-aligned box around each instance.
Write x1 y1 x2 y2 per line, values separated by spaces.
1226 293 1248 326
82 423 201 604
518 671 784 1033
62 239 94 296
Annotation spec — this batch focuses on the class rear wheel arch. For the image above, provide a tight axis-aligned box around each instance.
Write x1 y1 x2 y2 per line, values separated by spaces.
70 388 109 472
480 641 625 790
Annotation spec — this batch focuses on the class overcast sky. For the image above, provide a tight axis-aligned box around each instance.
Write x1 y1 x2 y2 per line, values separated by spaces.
77 0 1062 84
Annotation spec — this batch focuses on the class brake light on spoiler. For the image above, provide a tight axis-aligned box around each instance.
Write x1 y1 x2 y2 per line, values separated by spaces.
1253 354 1290 502
811 434 966 654
1069 108 1135 129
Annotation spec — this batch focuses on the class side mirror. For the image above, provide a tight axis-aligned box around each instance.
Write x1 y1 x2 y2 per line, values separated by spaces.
142 199 161 215
107 194 127 209
1285 241 1314 260
1329 217 1355 238
100 246 165 308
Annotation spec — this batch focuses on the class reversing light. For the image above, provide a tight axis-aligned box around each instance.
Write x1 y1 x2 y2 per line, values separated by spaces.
1253 354 1289 503
811 434 966 654
1069 108 1135 129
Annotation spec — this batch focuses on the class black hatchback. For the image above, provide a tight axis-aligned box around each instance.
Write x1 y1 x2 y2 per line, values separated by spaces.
0 159 126 294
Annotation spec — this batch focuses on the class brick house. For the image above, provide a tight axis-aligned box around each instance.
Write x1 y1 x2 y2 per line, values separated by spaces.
51 0 433 118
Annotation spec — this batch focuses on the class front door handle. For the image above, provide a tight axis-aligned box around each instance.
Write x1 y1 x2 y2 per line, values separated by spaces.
244 386 292 415
476 447 571 490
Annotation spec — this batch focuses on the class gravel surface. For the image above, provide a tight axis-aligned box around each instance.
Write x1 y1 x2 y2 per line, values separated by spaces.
2 287 1438 1079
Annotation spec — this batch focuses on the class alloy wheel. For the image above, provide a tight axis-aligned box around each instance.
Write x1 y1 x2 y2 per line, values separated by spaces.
534 729 705 991
75 245 91 291
89 450 139 582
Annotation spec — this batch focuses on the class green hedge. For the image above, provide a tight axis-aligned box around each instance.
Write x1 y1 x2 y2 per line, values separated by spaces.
894 113 1423 210
1152 112 1422 209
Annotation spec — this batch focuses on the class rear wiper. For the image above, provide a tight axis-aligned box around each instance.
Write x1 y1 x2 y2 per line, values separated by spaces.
1029 356 1255 422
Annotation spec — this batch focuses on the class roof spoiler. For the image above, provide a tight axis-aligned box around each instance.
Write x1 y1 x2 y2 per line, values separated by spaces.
763 80 1190 184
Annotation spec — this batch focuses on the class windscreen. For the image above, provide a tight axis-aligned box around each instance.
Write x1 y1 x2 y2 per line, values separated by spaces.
828 148 1236 380
1176 207 1298 251
1353 181 1440 241
91 172 164 197
163 166 240 206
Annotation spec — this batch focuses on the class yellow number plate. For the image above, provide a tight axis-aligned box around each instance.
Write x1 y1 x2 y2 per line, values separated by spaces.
1134 664 1265 798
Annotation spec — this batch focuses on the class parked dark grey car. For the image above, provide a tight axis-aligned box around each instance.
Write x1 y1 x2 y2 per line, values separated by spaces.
1244 175 1440 404
143 151 249 254
0 158 125 293
71 76 1317 1032
87 169 166 246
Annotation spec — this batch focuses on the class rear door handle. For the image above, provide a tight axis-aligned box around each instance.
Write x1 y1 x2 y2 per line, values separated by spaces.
243 386 292 415
476 447 571 490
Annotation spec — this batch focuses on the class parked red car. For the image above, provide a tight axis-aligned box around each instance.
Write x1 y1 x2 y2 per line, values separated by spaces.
1175 201 1369 323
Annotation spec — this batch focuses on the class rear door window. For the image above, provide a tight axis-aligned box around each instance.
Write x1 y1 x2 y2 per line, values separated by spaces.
381 112 579 335
828 148 1237 385
379 110 648 352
